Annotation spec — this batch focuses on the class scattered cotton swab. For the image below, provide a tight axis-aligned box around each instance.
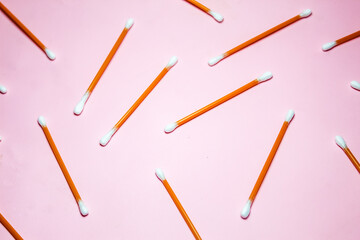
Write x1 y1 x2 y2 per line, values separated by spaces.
155 168 202 240
0 85 7 94
74 18 134 115
241 110 294 219
350 81 360 91
0 212 23 240
0 2 56 60
164 72 272 133
38 116 89 216
184 0 223 22
100 56 178 146
322 30 360 51
335 136 360 174
208 9 312 66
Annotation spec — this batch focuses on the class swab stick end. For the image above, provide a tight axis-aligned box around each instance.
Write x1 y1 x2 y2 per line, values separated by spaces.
208 54 225 66
285 110 295 123
37 116 47 127
241 200 252 219
350 81 360 91
299 9 312 18
78 200 89 216
74 92 90 115
100 128 116 146
166 56 178 69
155 168 166 181
335 136 347 150
257 72 273 82
164 122 178 133
0 85 7 94
125 18 134 29
322 41 336 51
209 11 224 22
45 48 56 60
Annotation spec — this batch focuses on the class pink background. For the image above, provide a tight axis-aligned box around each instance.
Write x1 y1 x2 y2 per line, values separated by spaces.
1 0 360 239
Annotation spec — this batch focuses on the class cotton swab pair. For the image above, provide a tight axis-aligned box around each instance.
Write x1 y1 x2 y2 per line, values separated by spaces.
100 56 178 146
38 116 88 216
0 84 7 94
241 110 295 219
0 2 55 60
155 169 202 240
0 212 23 240
350 81 360 91
208 9 312 66
184 0 223 22
74 18 134 115
322 30 360 51
164 72 272 133
335 136 360 174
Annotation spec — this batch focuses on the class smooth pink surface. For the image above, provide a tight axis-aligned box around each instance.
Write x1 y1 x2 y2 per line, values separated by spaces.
1 0 360 239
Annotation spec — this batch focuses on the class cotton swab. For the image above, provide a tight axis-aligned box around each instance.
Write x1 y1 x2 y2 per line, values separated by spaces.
241 110 294 219
100 56 178 146
208 9 312 66
322 30 360 51
37 116 88 216
335 136 360 174
0 84 7 94
350 81 360 91
155 169 202 240
184 0 223 22
0 2 55 60
164 72 272 133
73 18 134 115
0 212 23 240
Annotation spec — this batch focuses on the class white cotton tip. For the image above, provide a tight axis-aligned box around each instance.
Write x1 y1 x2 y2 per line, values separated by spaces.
322 41 337 51
37 116 47 127
241 200 252 219
99 128 116 146
125 18 134 29
0 85 7 94
208 54 225 66
209 11 224 22
164 122 178 133
45 48 56 60
155 168 166 181
335 136 347 150
257 71 273 82
350 81 360 91
74 92 90 115
166 56 178 69
299 9 312 18
285 109 295 123
78 200 89 216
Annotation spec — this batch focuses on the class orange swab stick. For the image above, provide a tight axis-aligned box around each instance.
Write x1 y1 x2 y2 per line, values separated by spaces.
322 30 360 51
100 56 178 146
37 116 88 216
74 19 134 115
241 110 295 219
184 0 223 22
0 212 23 240
0 2 55 60
164 72 272 133
335 136 360 174
208 9 312 66
155 169 202 240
